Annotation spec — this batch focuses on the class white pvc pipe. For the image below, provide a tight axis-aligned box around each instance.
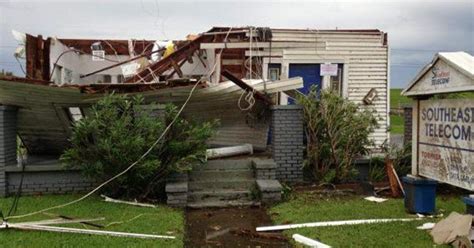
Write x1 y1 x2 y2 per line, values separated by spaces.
206 144 253 160
9 223 175 239
256 218 420 232
292 234 331 248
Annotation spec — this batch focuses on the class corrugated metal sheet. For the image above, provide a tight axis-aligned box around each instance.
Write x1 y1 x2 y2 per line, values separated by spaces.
0 77 303 154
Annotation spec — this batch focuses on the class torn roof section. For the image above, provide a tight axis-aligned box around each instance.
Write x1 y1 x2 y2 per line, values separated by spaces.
8 26 386 88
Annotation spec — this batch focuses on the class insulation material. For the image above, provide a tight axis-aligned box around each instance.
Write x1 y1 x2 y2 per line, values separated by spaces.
430 212 473 245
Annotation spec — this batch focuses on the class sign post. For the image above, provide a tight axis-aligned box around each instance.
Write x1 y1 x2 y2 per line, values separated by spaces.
402 52 474 213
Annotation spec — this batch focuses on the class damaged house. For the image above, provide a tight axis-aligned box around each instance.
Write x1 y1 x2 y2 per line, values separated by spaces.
0 27 389 206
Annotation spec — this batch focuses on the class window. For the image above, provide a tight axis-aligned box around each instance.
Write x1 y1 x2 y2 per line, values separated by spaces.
54 65 63 84
117 75 124 84
103 75 112 83
63 68 73 84
66 107 83 122
329 67 343 96
269 68 280 81
268 63 281 81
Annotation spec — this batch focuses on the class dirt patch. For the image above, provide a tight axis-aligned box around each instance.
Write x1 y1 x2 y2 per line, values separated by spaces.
185 206 290 247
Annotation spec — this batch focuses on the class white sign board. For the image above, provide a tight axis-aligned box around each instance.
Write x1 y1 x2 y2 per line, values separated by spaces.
320 64 338 76
418 98 474 190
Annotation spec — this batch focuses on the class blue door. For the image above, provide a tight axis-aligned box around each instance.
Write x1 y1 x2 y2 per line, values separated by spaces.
288 64 322 103
289 64 322 95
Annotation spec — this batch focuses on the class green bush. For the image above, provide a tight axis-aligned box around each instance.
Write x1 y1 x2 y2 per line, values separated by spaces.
61 93 218 200
297 86 379 183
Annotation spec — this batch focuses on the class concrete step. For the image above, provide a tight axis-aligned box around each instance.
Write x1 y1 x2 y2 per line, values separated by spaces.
187 199 260 209
188 179 255 191
189 169 254 181
188 189 252 202
194 159 252 171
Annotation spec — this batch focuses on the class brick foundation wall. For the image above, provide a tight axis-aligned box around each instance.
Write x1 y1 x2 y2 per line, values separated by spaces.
0 105 95 197
404 106 413 145
7 170 95 195
271 105 304 182
0 106 17 196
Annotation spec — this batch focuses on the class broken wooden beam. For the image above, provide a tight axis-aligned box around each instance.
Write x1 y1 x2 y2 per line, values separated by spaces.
126 35 213 83
221 69 273 105
170 59 184 78
385 158 404 197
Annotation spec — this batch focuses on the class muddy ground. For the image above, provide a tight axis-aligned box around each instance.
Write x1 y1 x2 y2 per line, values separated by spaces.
185 206 290 248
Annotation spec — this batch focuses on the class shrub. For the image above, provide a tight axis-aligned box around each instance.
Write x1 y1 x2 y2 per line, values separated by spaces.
60 93 218 200
297 86 379 183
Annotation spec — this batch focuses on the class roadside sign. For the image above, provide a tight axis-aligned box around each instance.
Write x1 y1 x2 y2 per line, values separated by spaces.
417 99 474 191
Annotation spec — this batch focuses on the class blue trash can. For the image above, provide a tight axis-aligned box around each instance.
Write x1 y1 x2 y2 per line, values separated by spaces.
462 196 474 215
402 176 437 214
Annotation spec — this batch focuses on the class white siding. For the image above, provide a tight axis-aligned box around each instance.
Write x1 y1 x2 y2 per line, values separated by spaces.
259 30 389 149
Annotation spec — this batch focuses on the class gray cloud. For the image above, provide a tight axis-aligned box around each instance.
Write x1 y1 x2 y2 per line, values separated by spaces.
1 0 472 87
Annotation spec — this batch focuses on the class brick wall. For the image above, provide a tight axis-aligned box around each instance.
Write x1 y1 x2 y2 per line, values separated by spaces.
7 170 95 195
404 106 413 145
0 105 95 197
271 105 304 182
0 105 17 196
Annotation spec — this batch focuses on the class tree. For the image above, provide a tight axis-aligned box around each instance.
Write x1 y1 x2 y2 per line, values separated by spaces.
297 86 379 183
60 93 218 200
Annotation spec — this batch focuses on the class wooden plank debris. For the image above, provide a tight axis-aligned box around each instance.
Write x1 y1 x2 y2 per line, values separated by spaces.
221 69 273 105
292 234 331 248
256 218 421 232
385 158 404 197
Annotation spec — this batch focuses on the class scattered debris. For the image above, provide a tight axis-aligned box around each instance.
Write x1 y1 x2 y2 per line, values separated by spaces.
417 222 436 230
206 228 231 240
230 228 288 241
14 217 105 227
430 212 473 245
293 234 331 248
256 218 421 232
4 223 175 239
206 144 253 160
385 158 404 197
101 195 156 208
364 196 388 203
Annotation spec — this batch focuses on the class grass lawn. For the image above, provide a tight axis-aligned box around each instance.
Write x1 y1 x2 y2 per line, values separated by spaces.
389 114 404 134
390 89 412 109
0 195 184 248
269 192 465 248
389 89 412 135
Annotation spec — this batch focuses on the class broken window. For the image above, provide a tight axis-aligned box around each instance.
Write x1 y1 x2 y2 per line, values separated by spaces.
63 68 73 84
66 107 84 122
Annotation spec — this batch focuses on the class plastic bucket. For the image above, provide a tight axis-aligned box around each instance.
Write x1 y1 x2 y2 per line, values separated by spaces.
462 196 474 215
402 176 437 214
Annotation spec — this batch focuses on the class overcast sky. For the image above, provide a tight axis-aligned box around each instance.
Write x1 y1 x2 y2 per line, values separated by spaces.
0 0 473 88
